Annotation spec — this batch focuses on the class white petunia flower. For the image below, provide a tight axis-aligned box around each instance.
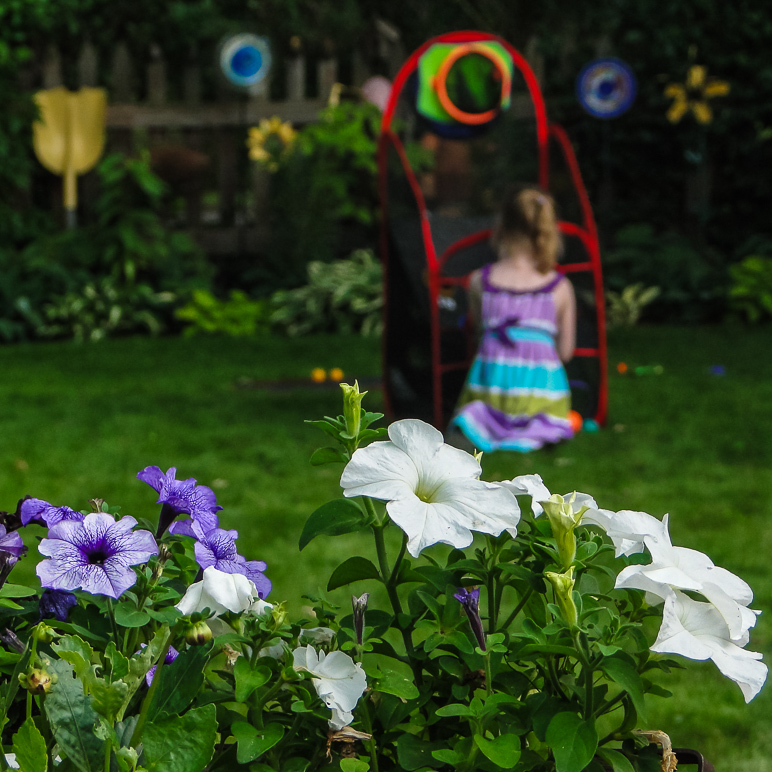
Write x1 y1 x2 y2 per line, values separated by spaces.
651 591 767 703
495 475 597 519
615 532 760 641
293 645 367 729
300 627 336 644
176 566 259 616
582 509 670 557
248 598 274 617
340 419 519 557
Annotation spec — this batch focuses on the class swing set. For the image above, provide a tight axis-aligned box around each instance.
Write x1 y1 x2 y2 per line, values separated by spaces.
378 31 608 432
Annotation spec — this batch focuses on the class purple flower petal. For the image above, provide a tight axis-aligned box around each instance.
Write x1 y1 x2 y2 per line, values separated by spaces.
39 589 78 621
144 644 179 686
21 498 84 527
168 518 198 538
190 524 271 599
0 527 25 558
37 513 158 600
137 466 222 532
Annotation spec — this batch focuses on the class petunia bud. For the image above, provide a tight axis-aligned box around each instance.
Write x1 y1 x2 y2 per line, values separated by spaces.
185 621 213 646
541 493 588 570
20 668 55 694
32 623 56 644
454 587 486 651
545 568 578 628
340 381 366 441
352 593 369 645
270 602 288 629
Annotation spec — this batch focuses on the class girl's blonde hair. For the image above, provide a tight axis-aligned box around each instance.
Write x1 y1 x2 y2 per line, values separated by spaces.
491 187 562 273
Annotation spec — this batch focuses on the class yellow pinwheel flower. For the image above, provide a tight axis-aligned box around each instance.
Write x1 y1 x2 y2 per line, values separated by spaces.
665 64 730 125
247 116 297 171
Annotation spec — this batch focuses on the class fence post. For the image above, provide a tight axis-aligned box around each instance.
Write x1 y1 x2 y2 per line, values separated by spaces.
42 46 63 89
317 58 338 103
287 55 306 101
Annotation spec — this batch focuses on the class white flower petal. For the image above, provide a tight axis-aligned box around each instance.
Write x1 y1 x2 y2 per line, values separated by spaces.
341 441 419 500
341 418 516 556
387 495 472 557
292 646 367 728
495 474 551 515
176 567 258 616
582 509 668 557
651 592 767 702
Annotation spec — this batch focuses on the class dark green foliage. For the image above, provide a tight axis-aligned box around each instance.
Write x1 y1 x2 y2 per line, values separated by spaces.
728 256 772 323
271 248 383 336
602 224 726 323
0 153 212 342
264 102 382 285
175 290 272 338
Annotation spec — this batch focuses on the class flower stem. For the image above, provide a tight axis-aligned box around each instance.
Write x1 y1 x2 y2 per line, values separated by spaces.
360 697 380 772
368 508 421 683
498 586 533 632
106 598 120 648
129 631 175 748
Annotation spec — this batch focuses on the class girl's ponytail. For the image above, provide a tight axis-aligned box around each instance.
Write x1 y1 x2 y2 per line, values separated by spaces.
492 186 562 273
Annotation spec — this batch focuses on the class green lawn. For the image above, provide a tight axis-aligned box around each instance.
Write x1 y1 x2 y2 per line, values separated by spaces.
1 326 770 769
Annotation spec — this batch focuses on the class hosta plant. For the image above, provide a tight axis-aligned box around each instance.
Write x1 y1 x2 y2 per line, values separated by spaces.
0 385 765 771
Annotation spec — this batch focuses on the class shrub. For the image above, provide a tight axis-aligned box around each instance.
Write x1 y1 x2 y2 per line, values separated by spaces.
271 248 383 336
175 289 272 337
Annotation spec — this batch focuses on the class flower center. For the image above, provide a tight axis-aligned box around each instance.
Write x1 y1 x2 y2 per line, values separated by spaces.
87 549 110 565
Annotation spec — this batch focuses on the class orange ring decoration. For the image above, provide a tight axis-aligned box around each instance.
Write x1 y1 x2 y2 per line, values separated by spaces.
434 42 512 125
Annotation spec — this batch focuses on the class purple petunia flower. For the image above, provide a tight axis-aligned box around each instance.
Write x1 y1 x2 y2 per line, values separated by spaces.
0 526 25 558
191 522 271 600
20 498 84 528
36 513 158 600
142 643 179 686
137 466 222 537
454 586 486 651
39 589 78 622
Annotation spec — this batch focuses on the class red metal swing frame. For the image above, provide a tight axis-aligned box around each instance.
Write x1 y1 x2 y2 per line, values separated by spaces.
378 31 608 430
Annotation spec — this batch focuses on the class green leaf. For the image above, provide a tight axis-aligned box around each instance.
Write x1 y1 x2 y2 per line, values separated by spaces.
104 643 129 682
12 718 48 772
374 669 419 700
327 556 382 590
149 642 213 720
44 658 105 772
52 635 94 679
474 734 522 768
340 759 369 772
310 446 348 466
298 499 368 551
113 604 151 627
231 721 284 764
435 703 475 718
432 749 463 765
0 583 37 598
600 655 646 718
234 658 271 702
396 734 443 770
545 713 598 772
90 679 129 722
598 748 636 772
143 703 217 772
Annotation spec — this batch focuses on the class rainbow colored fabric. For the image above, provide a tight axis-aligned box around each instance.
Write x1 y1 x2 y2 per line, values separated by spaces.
451 265 573 452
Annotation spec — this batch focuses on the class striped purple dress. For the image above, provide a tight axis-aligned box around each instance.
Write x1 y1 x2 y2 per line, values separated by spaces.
450 265 574 452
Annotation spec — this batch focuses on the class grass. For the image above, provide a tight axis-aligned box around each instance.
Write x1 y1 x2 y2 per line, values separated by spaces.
1 325 770 769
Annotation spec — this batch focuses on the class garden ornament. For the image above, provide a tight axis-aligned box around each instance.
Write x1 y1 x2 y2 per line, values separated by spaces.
32 87 107 228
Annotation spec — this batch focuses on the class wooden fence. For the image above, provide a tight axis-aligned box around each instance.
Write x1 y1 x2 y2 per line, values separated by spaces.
24 32 546 257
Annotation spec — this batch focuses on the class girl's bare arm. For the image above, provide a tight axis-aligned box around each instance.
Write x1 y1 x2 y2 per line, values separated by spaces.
467 269 483 328
555 277 576 362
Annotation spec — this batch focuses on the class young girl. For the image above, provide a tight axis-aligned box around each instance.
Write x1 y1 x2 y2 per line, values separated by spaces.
450 187 576 452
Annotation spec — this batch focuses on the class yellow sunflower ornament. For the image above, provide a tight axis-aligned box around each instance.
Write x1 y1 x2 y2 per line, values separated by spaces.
664 65 730 125
247 116 297 171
